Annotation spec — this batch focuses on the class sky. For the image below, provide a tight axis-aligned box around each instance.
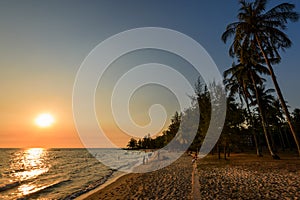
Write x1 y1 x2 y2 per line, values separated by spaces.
0 0 299 148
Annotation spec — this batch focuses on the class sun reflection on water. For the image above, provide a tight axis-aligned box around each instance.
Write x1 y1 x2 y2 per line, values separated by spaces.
18 184 36 195
9 148 50 197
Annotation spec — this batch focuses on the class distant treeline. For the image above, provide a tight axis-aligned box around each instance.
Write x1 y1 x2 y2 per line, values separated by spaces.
127 78 300 158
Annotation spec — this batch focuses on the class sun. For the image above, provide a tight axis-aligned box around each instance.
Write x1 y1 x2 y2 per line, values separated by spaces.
35 113 55 128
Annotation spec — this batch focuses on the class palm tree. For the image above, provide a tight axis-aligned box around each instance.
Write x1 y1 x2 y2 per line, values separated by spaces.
224 63 263 156
228 45 280 159
224 43 271 157
220 96 246 159
253 85 282 153
292 109 300 139
251 84 279 159
222 0 300 156
224 58 281 158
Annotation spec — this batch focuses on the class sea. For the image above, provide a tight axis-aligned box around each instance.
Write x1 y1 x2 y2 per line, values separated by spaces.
0 148 147 200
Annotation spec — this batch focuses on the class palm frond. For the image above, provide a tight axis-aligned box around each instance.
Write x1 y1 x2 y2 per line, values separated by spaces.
265 3 299 23
254 0 267 13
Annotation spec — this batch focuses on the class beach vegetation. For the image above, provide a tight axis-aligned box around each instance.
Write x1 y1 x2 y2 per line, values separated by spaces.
222 0 300 156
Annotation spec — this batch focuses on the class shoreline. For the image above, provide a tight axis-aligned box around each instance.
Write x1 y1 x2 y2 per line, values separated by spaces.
75 149 165 200
75 171 127 200
76 152 300 199
79 153 194 200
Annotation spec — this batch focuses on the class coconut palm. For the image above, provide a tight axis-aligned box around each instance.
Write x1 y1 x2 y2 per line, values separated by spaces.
229 44 280 158
224 58 281 157
252 85 277 149
224 42 271 156
292 109 300 139
251 84 279 159
224 63 263 156
222 0 300 156
219 96 246 159
268 99 286 151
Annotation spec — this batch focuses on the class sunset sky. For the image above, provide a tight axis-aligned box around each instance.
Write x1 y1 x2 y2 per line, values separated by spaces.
0 0 299 148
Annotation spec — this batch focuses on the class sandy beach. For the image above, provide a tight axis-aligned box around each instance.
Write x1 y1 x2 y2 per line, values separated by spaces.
79 152 300 200
196 153 300 199
81 153 194 200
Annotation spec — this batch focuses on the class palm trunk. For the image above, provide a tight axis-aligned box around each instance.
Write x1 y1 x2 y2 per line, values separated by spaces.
255 35 300 157
244 96 262 156
278 128 286 151
269 128 277 153
250 73 279 159
284 126 292 151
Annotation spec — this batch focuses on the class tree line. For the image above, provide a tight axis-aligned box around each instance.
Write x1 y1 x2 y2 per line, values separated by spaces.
127 0 300 159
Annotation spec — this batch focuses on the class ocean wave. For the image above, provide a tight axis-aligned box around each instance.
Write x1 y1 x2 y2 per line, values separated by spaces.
63 170 115 200
0 148 116 199
16 179 71 200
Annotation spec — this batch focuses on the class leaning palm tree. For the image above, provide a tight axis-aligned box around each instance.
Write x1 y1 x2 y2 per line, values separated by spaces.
234 45 280 158
253 85 280 154
224 38 271 156
224 62 265 156
223 46 282 158
268 99 287 151
248 69 280 159
222 0 300 156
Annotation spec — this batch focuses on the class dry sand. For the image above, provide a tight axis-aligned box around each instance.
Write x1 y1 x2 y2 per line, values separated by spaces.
197 153 300 199
83 153 194 200
81 152 300 200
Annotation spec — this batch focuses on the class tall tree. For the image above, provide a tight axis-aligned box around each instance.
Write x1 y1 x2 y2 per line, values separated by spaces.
188 78 211 151
253 85 280 155
225 44 279 158
252 84 279 159
127 138 137 149
224 45 270 157
268 99 286 151
292 108 300 139
220 96 247 159
222 0 300 156
163 111 181 147
224 63 264 156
